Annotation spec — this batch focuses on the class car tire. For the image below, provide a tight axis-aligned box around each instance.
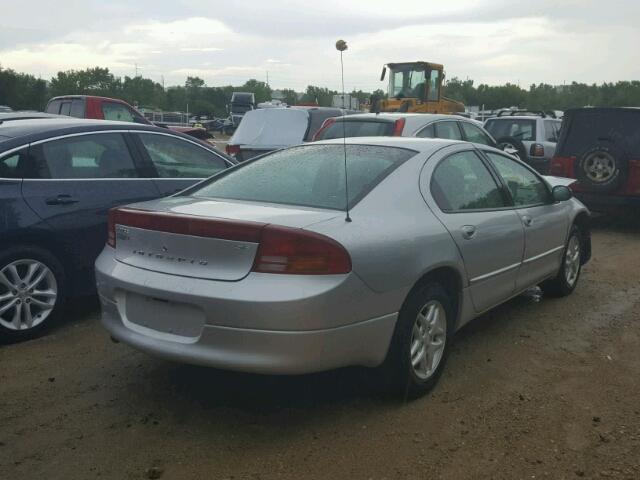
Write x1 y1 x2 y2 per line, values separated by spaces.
379 282 454 399
575 145 628 193
496 136 527 161
0 246 66 341
540 226 583 298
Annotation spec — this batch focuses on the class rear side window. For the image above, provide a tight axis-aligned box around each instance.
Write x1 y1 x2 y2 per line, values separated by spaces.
190 144 416 210
0 149 27 179
416 123 435 138
431 150 506 211
31 133 139 179
318 121 394 140
102 102 135 122
70 99 85 118
460 122 494 146
138 133 227 178
434 121 462 140
485 119 536 141
46 100 62 114
59 102 72 116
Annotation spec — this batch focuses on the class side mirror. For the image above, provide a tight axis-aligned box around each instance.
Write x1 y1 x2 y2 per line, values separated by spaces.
552 185 572 202
380 66 386 81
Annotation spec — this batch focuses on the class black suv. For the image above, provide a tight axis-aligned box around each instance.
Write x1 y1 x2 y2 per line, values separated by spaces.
551 107 640 210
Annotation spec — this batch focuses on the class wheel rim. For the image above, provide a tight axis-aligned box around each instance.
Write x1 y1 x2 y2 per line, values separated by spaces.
0 259 57 331
584 151 616 183
410 300 447 380
564 235 581 287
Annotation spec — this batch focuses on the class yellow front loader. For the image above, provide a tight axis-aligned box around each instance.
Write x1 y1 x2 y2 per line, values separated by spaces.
376 61 464 114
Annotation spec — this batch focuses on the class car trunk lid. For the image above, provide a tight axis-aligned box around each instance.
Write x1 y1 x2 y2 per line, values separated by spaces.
109 198 340 281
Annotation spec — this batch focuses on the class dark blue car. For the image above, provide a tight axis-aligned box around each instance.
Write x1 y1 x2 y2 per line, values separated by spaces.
0 116 235 339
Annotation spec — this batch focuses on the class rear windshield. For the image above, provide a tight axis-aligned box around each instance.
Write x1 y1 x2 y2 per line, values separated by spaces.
318 120 395 140
190 144 416 210
558 109 640 157
484 119 536 141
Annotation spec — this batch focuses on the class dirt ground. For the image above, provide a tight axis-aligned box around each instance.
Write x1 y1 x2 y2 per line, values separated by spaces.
1 216 639 480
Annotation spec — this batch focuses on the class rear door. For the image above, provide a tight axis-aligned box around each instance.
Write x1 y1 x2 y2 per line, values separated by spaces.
133 132 231 195
482 150 569 289
21 131 159 274
424 147 524 312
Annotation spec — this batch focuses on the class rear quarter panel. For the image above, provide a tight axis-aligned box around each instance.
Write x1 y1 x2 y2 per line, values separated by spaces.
307 150 466 314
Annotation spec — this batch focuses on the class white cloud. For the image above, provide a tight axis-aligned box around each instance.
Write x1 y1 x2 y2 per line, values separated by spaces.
0 1 638 89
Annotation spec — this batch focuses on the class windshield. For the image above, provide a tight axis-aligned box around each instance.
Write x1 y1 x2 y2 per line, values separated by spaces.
389 66 427 98
189 144 416 210
484 119 537 141
317 120 395 140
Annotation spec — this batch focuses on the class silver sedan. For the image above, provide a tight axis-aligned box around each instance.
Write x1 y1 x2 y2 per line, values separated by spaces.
96 137 591 397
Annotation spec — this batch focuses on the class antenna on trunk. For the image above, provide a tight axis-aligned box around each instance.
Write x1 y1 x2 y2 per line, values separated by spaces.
336 39 352 223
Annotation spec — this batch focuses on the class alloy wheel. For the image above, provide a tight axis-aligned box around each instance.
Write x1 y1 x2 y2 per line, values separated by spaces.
0 259 57 331
565 236 581 287
410 300 447 380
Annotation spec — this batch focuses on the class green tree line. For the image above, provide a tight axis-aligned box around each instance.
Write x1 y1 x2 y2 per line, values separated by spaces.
2 65 640 115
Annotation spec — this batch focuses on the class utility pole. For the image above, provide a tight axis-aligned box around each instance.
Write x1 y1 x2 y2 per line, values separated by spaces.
135 63 139 77
266 70 269 87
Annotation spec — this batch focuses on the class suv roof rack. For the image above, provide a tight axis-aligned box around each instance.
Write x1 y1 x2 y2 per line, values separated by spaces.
496 109 556 119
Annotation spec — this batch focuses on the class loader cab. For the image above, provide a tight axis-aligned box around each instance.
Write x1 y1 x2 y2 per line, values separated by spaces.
383 62 443 103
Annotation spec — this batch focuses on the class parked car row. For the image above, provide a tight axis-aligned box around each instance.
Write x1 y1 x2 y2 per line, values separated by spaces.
12 100 640 398
0 117 234 339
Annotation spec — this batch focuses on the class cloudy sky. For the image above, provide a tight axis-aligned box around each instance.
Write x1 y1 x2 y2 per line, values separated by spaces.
1 0 639 91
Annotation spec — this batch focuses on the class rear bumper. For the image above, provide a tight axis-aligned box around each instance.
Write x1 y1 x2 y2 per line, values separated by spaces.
95 248 398 374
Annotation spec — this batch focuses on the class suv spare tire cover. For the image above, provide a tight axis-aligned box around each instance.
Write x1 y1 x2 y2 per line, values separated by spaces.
575 145 628 193
496 136 527 161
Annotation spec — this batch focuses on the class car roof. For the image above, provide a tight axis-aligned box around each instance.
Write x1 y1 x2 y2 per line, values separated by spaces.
0 112 67 122
485 116 545 121
0 118 208 152
313 135 465 153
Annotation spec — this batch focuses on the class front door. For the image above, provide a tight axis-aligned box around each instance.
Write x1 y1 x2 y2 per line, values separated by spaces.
21 132 159 286
425 148 525 312
482 151 569 290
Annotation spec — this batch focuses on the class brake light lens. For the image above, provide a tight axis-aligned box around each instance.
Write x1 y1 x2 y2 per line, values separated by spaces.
392 118 406 136
106 208 352 275
550 156 576 177
312 118 336 141
252 225 351 275
530 143 545 157
226 144 241 156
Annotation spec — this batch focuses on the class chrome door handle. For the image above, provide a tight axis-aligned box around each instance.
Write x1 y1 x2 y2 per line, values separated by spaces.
45 194 79 205
522 215 533 227
461 225 477 240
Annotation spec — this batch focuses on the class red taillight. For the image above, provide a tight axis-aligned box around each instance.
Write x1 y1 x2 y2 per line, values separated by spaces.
106 208 352 275
550 155 576 178
252 225 351 275
106 208 264 248
392 118 406 136
530 143 545 157
312 118 336 141
226 144 241 156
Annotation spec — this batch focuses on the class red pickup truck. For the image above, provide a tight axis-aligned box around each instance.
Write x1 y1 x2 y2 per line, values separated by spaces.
45 95 212 141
